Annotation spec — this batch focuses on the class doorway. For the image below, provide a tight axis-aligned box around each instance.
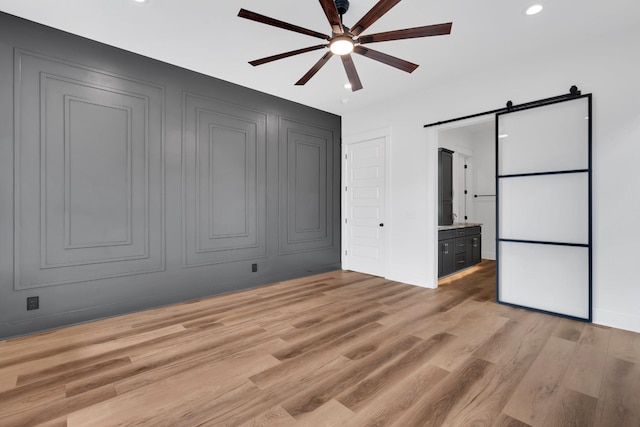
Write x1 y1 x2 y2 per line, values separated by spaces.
435 116 497 284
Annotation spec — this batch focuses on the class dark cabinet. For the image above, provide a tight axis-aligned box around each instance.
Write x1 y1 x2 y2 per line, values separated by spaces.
438 226 481 278
466 232 481 266
438 230 455 278
438 148 454 226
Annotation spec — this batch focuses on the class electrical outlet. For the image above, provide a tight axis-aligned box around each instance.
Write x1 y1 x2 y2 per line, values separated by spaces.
251 263 258 273
27 296 39 311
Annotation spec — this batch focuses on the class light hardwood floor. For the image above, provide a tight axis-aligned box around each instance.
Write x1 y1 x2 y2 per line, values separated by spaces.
1 260 639 426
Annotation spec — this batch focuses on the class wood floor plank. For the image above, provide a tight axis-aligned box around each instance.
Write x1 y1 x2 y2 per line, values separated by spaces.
34 418 68 427
594 356 640 427
279 301 385 342
238 405 296 427
0 385 67 425
282 334 423 418
471 311 537 364
502 336 577 426
272 311 387 360
391 357 494 427
420 311 509 372
343 363 450 427
67 350 280 427
336 332 454 411
0 323 135 369
194 356 354 426
608 327 640 364
250 322 383 388
294 399 355 426
539 387 597 427
2 261 640 427
552 317 585 342
493 413 532 427
451 314 558 426
65 325 268 397
0 372 16 393
113 334 283 397
562 324 611 397
4 324 185 382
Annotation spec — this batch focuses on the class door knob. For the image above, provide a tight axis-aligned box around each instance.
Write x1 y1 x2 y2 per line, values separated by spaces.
379 223 384 227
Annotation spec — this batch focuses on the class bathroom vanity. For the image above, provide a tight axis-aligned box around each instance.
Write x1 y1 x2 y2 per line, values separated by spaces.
438 223 482 278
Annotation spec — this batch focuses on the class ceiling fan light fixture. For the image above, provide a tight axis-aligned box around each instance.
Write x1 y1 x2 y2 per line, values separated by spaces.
330 36 354 56
525 4 543 15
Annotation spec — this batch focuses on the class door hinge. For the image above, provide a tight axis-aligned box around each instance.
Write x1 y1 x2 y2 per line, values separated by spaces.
345 250 347 256
345 218 348 224
464 190 468 195
345 186 348 192
464 164 468 169
345 153 348 159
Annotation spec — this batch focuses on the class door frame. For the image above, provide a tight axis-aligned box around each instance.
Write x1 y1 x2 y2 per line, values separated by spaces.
427 115 494 287
342 127 391 277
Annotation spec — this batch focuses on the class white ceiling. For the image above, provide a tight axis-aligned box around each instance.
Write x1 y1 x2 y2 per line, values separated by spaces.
0 0 638 115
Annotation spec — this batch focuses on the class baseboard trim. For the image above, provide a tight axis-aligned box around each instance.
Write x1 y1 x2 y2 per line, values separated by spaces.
594 308 640 333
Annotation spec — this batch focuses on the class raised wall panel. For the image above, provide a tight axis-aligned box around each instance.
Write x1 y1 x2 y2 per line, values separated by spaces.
279 118 334 254
65 98 132 249
14 50 164 289
182 93 267 266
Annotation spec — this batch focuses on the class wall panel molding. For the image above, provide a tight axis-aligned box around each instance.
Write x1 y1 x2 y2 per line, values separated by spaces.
0 12 341 338
63 96 133 250
182 92 267 267
14 49 165 289
279 117 335 254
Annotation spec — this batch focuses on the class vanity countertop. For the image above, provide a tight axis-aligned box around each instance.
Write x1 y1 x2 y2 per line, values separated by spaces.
438 223 483 231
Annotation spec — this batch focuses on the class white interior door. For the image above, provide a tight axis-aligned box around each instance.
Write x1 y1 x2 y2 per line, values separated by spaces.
496 95 592 321
344 137 386 277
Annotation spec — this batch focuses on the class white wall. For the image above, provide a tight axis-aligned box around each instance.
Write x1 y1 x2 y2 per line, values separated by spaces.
342 24 640 333
471 128 496 259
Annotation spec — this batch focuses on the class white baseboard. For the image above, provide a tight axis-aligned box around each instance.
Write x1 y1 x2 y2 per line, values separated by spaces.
386 271 436 289
593 308 640 333
482 251 496 260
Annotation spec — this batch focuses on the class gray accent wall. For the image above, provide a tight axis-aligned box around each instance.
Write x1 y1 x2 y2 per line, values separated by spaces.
0 12 341 339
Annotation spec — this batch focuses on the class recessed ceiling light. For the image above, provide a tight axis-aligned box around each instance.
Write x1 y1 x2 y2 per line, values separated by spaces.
344 83 352 90
133 0 148 3
525 4 543 15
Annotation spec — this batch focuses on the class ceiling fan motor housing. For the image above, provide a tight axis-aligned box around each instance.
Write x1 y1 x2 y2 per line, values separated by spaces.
335 0 350 16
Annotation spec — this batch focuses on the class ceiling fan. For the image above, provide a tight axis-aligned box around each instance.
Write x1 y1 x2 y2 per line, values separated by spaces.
238 0 452 91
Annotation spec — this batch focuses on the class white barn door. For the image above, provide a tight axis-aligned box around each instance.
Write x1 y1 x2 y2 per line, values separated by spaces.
496 94 592 321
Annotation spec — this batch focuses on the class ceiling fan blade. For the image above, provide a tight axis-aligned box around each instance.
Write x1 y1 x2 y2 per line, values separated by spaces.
295 51 334 86
350 0 402 36
341 54 363 91
318 0 344 34
359 22 452 44
249 45 328 66
238 9 330 41
353 45 418 73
